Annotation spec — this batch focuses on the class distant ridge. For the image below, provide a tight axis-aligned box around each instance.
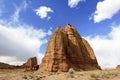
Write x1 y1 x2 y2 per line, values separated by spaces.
0 62 21 69
0 62 10 66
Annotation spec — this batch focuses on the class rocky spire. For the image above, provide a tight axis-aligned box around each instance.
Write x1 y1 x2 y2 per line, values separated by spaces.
23 57 38 71
56 26 61 32
39 24 101 72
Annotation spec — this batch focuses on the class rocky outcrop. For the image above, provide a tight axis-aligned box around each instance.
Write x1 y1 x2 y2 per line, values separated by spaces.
24 57 38 71
39 24 101 72
116 65 120 70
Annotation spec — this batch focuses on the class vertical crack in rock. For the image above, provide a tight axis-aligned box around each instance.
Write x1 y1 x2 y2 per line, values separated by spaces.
39 24 101 72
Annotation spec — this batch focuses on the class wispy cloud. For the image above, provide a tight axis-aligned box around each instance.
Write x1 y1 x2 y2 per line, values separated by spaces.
0 0 4 17
23 0 28 10
11 1 28 22
85 24 120 68
0 9 2 17
12 7 20 22
90 0 120 23
68 0 85 8
0 23 52 65
47 16 51 20
35 6 53 19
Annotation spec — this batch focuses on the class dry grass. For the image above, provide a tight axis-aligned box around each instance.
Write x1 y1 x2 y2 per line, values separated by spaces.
0 69 120 80
89 70 120 80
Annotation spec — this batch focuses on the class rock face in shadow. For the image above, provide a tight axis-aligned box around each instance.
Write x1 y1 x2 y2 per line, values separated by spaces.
39 24 101 72
24 57 38 71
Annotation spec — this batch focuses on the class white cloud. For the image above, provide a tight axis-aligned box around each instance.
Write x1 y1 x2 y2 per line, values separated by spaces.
37 53 44 64
0 23 52 65
91 0 120 23
23 1 28 10
85 24 120 68
35 6 53 19
12 7 20 22
68 0 85 8
0 1 52 65
0 56 24 65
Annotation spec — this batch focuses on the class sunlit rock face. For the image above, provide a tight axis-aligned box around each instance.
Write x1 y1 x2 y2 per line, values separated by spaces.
39 24 101 72
24 57 38 71
116 64 120 70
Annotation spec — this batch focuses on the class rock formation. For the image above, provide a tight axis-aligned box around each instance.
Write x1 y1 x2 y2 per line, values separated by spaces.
24 57 39 71
39 24 101 72
116 65 120 70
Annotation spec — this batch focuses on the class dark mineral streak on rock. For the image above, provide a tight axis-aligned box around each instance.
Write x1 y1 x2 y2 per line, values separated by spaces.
39 24 101 72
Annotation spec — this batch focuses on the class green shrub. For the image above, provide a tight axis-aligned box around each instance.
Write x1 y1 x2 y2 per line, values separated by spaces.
68 68 75 78
22 75 27 79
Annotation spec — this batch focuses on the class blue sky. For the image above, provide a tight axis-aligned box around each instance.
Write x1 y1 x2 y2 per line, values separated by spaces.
0 0 120 68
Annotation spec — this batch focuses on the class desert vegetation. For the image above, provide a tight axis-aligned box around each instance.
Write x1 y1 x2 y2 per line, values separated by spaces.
0 69 120 80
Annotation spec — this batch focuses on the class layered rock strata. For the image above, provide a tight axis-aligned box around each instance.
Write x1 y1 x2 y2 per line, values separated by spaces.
24 57 38 71
39 24 101 72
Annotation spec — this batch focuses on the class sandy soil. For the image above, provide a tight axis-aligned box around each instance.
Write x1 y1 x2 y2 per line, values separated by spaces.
0 69 120 80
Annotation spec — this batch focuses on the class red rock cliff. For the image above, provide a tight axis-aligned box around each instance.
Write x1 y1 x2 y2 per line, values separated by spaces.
39 24 101 72
24 57 38 71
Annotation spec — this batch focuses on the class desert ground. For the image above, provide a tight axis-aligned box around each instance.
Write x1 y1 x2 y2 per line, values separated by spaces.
0 69 120 80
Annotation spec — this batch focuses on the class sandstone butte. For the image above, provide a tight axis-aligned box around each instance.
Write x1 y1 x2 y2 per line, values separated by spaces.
39 24 101 72
23 57 39 71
